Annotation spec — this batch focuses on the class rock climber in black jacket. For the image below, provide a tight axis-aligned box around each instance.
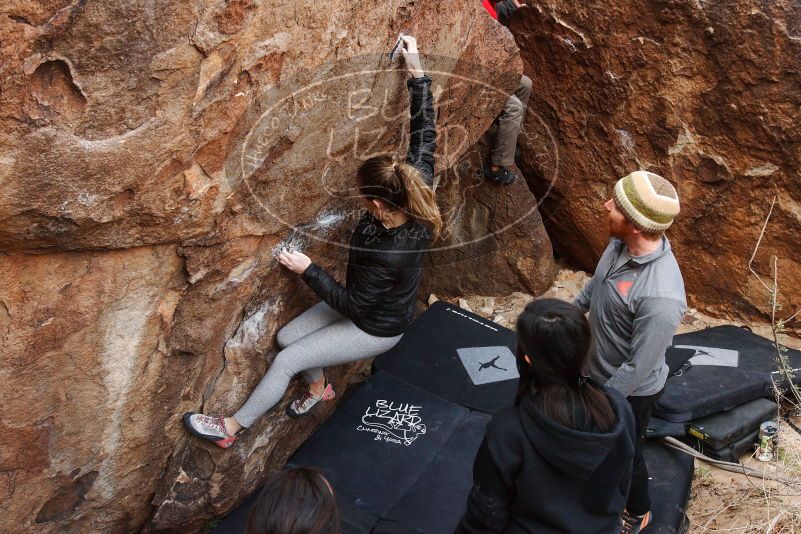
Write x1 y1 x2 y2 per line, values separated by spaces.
456 298 637 534
184 35 441 448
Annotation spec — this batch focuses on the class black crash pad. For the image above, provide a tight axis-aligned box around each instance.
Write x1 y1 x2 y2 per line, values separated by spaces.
655 326 801 422
374 301 518 414
686 429 759 463
289 371 489 533
212 371 488 534
647 417 686 439
642 441 694 534
685 397 777 450
211 489 258 533
372 410 490 533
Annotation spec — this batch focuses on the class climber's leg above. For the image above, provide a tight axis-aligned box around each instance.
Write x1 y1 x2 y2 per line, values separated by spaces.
514 74 533 111
485 74 532 185
306 368 325 396
183 346 300 449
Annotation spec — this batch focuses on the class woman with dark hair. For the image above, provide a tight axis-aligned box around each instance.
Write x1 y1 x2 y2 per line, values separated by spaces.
184 35 441 447
456 299 637 534
247 467 340 534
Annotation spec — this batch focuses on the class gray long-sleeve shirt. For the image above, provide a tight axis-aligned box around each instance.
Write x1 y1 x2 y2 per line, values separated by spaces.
574 237 687 397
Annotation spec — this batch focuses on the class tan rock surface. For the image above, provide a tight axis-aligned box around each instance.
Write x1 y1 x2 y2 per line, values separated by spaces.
422 135 556 298
510 0 801 328
0 247 185 531
0 0 525 251
0 1 556 532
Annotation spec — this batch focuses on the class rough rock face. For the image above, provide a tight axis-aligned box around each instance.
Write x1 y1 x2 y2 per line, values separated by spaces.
512 0 801 322
0 1 555 532
422 134 556 298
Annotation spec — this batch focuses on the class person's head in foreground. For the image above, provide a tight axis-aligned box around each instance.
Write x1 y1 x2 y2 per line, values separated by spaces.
605 170 680 242
246 467 340 534
515 297 616 431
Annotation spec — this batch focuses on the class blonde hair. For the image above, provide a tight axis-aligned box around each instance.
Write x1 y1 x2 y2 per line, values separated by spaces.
357 156 442 241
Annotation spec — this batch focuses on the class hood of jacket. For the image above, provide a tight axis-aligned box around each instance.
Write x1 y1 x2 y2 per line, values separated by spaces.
518 385 633 479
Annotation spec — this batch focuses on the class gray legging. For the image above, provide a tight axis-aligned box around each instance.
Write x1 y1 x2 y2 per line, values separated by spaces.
234 302 403 427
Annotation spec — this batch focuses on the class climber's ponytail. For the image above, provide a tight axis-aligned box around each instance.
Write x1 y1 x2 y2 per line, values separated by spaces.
393 162 442 241
357 156 442 241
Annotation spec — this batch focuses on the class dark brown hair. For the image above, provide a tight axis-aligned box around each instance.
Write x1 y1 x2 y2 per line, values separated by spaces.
246 467 340 534
357 156 442 240
515 298 616 432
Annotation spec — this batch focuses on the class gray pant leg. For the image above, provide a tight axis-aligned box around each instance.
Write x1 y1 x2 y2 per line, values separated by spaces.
276 301 345 349
276 301 347 383
491 74 533 167
233 320 402 427
514 74 532 106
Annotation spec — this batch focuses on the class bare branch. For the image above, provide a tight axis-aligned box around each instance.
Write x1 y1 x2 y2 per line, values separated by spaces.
748 196 777 294
769 256 801 405
748 197 801 405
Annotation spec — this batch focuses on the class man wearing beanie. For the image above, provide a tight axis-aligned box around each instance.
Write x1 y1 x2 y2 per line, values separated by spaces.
574 170 686 534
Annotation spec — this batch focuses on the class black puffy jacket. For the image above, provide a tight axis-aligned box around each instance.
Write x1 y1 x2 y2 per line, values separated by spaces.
455 384 637 534
301 75 436 337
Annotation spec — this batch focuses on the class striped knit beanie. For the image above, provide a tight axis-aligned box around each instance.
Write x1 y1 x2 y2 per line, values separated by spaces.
612 171 680 233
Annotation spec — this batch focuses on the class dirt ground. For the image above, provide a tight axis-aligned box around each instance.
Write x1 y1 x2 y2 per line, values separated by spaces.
445 266 801 533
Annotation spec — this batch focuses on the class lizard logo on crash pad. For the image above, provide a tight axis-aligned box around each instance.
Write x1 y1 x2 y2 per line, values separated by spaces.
358 399 427 446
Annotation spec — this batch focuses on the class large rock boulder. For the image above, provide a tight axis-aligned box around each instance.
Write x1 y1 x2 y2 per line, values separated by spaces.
512 0 801 322
0 1 554 532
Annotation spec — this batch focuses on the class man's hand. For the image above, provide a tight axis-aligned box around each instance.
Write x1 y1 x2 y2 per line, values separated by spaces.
400 35 424 78
278 249 312 274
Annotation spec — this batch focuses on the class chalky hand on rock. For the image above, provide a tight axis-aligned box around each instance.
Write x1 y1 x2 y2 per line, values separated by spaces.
399 35 425 79
278 248 313 274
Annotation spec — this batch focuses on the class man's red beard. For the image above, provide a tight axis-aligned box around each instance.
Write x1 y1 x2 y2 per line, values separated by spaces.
607 216 627 239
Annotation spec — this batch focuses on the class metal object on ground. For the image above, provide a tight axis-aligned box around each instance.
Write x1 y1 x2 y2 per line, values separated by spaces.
757 421 779 462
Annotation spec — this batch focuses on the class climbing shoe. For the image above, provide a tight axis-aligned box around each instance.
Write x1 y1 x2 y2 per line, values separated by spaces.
183 413 237 449
619 510 651 534
287 380 336 418
483 163 516 185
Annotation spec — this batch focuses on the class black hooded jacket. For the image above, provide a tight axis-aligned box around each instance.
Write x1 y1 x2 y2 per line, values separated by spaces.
456 384 637 534
301 76 436 337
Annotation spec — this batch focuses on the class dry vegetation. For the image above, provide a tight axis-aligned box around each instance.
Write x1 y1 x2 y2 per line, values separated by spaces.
687 402 801 534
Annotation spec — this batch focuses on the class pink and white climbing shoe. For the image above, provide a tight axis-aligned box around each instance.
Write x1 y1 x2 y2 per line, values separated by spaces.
183 413 237 449
286 381 336 418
